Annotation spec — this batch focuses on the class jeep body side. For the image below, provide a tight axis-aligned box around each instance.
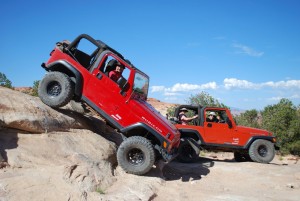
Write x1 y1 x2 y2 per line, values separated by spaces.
38 34 181 175
173 105 277 163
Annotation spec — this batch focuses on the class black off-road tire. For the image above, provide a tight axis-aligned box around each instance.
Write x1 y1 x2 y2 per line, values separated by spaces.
249 139 275 163
117 136 155 175
177 138 199 163
234 152 252 162
38 72 74 108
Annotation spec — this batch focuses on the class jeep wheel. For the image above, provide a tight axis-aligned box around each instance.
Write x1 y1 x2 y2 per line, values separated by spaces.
249 139 275 163
234 152 252 162
38 72 74 108
117 136 155 175
177 138 199 163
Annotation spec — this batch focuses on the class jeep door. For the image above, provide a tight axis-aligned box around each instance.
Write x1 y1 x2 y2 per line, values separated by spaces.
203 109 233 144
84 54 130 126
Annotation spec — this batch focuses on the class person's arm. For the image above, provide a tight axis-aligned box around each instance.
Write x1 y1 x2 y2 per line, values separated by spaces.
109 71 117 81
181 115 198 122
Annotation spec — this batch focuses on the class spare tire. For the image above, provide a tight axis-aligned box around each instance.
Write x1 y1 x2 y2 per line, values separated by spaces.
38 72 74 108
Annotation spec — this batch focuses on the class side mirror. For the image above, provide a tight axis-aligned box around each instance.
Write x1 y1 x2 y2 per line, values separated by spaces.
225 117 233 128
117 76 127 89
117 77 129 96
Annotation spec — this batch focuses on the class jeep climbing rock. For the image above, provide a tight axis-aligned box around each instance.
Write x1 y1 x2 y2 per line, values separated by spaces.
38 34 181 175
171 105 279 163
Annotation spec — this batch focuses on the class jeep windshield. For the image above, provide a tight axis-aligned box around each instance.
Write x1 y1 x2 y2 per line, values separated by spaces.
133 72 149 100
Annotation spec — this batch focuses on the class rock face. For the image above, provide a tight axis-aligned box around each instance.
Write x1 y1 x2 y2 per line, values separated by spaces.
0 129 117 200
0 87 159 201
0 87 90 133
2 86 299 201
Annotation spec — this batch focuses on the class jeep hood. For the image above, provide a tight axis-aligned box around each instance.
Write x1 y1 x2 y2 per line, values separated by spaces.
236 125 272 136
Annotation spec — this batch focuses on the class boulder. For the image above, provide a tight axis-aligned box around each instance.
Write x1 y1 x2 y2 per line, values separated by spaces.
0 86 160 201
0 86 89 133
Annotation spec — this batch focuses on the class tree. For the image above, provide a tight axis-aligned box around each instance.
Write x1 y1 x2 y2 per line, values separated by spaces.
167 91 228 118
187 91 229 108
166 105 177 118
235 109 260 128
31 80 40 96
261 98 300 154
0 72 12 88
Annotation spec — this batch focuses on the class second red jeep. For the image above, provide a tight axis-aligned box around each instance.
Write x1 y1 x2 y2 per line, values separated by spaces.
171 105 278 163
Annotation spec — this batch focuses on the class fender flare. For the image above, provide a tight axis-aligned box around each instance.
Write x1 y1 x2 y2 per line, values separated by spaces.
120 123 169 147
244 136 276 149
42 60 83 97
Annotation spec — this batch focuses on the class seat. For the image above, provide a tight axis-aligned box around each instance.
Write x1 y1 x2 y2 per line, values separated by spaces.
73 49 91 69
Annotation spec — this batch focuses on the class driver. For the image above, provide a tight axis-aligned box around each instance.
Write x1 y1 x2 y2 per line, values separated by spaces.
109 62 124 82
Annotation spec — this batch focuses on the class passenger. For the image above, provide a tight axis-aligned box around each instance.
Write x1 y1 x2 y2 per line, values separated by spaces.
178 108 198 125
109 62 124 82
206 112 218 122
216 114 221 123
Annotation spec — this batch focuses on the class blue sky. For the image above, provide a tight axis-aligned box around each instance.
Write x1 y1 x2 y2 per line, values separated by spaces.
1 0 300 110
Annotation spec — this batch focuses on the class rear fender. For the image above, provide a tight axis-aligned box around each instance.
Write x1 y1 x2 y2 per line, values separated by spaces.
120 123 177 161
120 123 167 147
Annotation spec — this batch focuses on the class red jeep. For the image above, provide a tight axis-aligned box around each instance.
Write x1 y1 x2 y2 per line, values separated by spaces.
172 105 278 163
38 34 181 175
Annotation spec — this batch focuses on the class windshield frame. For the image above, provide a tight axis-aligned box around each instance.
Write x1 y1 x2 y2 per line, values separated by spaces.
133 71 149 100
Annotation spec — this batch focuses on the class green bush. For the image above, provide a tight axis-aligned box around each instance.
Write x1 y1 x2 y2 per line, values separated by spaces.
287 140 300 156
31 80 40 96
0 72 13 88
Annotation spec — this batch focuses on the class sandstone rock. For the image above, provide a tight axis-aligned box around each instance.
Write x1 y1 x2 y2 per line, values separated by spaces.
0 86 89 133
0 87 159 201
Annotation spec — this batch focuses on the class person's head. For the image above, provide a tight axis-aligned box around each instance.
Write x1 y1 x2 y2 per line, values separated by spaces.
180 108 188 114
208 111 216 119
115 63 125 73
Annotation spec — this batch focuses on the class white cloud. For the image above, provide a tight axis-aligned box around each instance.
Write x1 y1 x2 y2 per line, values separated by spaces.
232 43 264 57
164 97 179 101
224 78 300 90
166 82 217 92
268 94 300 104
262 80 300 88
152 79 300 95
224 78 258 89
150 86 165 93
164 92 181 96
150 79 300 108
268 96 283 101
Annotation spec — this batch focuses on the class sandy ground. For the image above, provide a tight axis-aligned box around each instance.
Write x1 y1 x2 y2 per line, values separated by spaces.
150 153 300 201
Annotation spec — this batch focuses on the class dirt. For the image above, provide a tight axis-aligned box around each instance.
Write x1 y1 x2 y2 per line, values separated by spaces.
145 98 300 201
150 153 300 201
1 90 299 201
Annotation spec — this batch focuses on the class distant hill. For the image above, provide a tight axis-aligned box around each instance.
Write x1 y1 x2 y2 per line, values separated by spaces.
146 98 178 117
